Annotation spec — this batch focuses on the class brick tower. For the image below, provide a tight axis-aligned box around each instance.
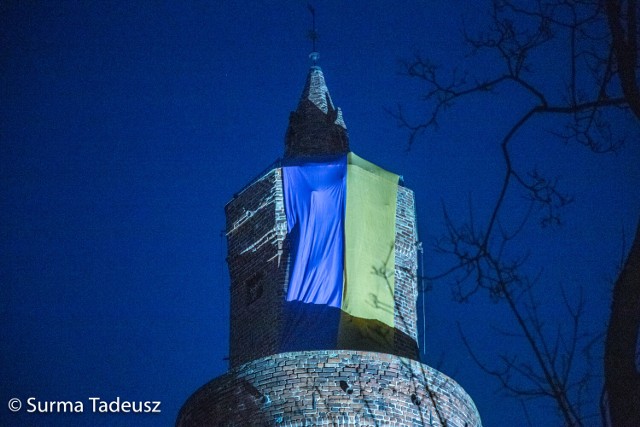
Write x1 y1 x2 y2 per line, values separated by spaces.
176 53 482 426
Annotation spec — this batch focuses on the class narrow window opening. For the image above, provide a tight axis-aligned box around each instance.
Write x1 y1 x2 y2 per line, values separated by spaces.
245 272 264 306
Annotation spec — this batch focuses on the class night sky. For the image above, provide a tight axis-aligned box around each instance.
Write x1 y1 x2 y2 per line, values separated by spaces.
2 1 639 426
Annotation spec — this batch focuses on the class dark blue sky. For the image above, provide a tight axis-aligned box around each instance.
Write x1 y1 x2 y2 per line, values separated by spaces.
2 1 638 426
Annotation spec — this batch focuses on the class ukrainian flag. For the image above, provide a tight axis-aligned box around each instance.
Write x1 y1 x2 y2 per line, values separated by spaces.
280 152 399 353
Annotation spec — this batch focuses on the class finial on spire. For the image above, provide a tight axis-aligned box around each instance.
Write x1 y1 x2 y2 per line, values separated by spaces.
309 51 320 66
307 3 319 66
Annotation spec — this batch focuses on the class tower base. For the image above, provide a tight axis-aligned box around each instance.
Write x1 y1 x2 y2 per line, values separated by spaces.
177 350 481 426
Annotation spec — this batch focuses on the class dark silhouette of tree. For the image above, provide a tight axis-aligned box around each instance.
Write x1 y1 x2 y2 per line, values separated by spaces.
394 1 639 425
602 3 640 425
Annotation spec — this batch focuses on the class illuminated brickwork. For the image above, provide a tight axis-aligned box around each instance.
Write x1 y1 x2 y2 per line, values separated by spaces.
224 167 420 368
177 350 481 427
225 168 288 368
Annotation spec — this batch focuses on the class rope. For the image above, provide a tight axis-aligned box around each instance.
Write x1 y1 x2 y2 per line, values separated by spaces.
417 241 426 354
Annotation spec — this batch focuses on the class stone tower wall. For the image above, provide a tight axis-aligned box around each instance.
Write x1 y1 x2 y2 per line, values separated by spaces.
394 186 419 355
225 166 420 368
225 168 288 368
176 350 481 427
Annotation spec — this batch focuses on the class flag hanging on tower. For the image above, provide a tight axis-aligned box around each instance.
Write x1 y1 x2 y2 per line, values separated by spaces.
281 152 399 353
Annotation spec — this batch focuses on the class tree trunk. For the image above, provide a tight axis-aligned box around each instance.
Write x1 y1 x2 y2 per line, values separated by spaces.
604 3 640 422
604 217 640 426
605 0 640 120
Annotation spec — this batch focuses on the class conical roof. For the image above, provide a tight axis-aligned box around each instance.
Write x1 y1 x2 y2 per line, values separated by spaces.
284 55 349 157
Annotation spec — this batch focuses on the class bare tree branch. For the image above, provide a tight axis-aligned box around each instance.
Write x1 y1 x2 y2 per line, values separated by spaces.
397 0 640 425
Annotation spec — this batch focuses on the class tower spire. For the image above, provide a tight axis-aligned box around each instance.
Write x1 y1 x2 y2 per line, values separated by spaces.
283 3 349 158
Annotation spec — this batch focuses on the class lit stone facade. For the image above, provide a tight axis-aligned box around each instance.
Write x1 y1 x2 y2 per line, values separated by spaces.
177 351 481 427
